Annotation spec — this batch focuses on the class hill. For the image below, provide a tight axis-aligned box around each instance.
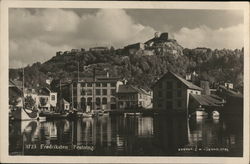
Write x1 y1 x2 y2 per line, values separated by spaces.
9 34 244 91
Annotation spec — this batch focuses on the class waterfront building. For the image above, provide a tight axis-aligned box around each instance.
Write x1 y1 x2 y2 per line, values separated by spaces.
70 74 123 111
9 80 23 110
116 85 152 109
152 71 202 114
37 87 57 112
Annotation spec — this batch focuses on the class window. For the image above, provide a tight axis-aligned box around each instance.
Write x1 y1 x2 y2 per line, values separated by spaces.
166 101 173 109
102 89 107 95
166 81 173 89
102 83 107 87
81 83 85 87
177 81 182 89
177 90 182 97
87 97 92 105
111 89 116 95
51 95 55 101
81 89 86 95
196 91 199 94
96 83 101 87
86 89 92 95
111 97 116 103
96 89 101 95
190 91 193 94
102 97 107 104
110 82 116 87
177 100 182 108
96 97 101 105
87 83 92 87
166 91 173 99
81 97 86 108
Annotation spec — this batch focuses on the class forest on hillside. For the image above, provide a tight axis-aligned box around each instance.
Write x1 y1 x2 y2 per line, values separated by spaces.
9 46 244 92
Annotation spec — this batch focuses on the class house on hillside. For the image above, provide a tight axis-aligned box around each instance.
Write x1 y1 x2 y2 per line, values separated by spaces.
145 32 169 47
117 85 152 109
124 42 145 54
152 71 203 114
89 46 109 52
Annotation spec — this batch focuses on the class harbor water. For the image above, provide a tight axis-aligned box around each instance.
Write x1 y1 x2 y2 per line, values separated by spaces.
9 115 243 156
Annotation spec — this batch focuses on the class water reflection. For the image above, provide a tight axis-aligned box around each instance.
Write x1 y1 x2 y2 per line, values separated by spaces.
9 115 243 156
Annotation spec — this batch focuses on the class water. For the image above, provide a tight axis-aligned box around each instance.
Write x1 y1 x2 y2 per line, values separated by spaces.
9 115 243 156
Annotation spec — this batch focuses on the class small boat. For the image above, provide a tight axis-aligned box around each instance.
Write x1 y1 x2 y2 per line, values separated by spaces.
39 111 68 119
212 110 220 119
12 107 39 121
82 112 94 118
191 106 208 120
124 112 142 117
103 110 109 116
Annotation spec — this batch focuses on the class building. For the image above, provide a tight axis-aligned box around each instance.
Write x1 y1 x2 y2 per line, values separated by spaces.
37 87 57 112
152 71 202 114
194 47 209 53
9 80 23 110
89 46 109 52
116 85 152 109
71 49 81 53
70 74 123 111
59 99 70 111
224 82 234 89
124 42 145 54
216 85 243 115
145 32 169 47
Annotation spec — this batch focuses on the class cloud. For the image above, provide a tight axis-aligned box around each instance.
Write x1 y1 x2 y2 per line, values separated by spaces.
173 24 244 49
9 8 155 68
9 38 71 68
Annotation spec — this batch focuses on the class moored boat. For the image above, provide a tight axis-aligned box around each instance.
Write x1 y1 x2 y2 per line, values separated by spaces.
212 110 220 119
11 107 39 121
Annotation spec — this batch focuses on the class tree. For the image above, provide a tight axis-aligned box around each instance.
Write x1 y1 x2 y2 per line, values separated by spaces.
24 96 36 110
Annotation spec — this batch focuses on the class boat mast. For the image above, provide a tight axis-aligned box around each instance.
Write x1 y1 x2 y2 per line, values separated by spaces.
22 67 25 107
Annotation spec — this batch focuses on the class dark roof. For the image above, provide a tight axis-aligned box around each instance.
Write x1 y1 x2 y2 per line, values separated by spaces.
117 85 150 95
190 94 224 107
9 80 22 88
75 76 120 83
153 71 203 91
218 85 243 98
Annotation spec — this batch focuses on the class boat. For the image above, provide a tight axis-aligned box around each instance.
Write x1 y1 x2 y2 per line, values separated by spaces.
12 107 39 121
212 110 220 119
39 111 68 119
191 106 208 120
82 112 94 118
124 112 142 117
103 110 109 116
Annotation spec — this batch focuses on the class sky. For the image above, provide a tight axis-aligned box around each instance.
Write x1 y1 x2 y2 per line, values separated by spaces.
9 8 244 68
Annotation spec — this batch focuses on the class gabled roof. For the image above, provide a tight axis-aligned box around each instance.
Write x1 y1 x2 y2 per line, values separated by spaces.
152 71 203 91
218 85 243 98
117 85 151 95
190 94 224 107
171 72 203 91
61 99 70 105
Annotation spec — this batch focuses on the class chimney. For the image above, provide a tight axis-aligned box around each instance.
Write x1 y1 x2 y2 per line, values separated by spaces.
200 81 210 95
